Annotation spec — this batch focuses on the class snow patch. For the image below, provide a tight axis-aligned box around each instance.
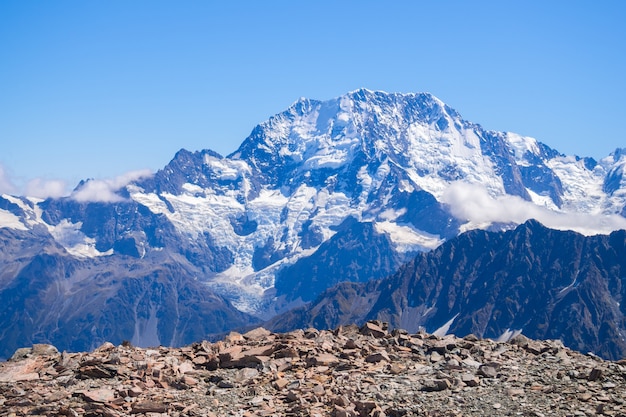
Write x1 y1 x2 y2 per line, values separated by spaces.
505 132 540 163
495 328 523 343
433 313 459 337
0 208 27 230
50 220 113 258
374 221 443 252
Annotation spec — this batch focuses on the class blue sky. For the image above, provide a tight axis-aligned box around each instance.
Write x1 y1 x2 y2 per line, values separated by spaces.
1 1 625 197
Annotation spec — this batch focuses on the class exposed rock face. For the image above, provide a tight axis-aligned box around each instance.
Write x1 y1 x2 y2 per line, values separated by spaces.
0 231 257 359
2 322 626 417
274 216 404 303
270 220 626 360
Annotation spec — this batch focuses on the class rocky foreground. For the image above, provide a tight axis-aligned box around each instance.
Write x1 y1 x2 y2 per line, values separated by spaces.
1 322 626 417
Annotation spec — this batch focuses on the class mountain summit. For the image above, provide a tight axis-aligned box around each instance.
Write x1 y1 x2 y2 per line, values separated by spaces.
1 90 625 357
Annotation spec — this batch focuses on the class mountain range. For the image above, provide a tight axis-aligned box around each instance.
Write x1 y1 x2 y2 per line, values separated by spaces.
1 89 625 359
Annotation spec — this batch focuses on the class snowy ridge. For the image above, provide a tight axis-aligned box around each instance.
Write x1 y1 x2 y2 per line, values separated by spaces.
1 89 625 316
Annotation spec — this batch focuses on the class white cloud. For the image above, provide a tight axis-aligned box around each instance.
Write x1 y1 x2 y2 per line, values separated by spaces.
0 164 16 195
71 169 153 203
25 178 69 199
441 182 626 236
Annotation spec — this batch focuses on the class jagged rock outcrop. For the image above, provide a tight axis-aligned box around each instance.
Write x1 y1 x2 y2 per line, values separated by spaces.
2 322 626 416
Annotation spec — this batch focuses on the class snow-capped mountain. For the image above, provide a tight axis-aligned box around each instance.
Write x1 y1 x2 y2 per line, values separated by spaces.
130 89 626 309
1 89 625 356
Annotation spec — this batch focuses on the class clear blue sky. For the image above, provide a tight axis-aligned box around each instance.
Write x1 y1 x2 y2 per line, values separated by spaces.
1 1 625 196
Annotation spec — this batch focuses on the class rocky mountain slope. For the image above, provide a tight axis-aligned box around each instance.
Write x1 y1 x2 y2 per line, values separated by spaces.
269 220 626 360
1 89 625 357
2 322 626 417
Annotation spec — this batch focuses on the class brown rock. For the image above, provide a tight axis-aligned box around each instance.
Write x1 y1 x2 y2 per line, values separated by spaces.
421 378 451 391
588 367 603 381
131 401 168 414
461 373 480 387
9 347 33 361
225 331 245 343
334 405 358 417
360 321 387 338
243 327 272 340
3 324 626 417
78 361 117 378
308 352 339 366
388 363 406 374
80 388 116 403
274 377 289 390
182 375 199 386
128 386 142 397
478 365 498 378
365 351 390 363
507 388 525 396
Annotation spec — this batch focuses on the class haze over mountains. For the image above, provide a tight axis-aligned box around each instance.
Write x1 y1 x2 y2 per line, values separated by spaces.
1 89 625 359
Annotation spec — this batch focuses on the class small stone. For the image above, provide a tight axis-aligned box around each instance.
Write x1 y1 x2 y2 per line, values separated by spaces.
478 365 498 378
243 327 272 340
507 388 525 396
588 367 603 381
274 378 289 390
225 331 245 343
365 351 390 363
308 353 339 366
95 342 116 352
603 381 617 389
81 388 116 403
360 321 387 338
128 386 142 397
421 379 451 392
235 367 259 381
131 401 167 414
461 373 480 387
388 363 405 374
334 405 357 417
313 383 325 396
463 334 480 342
332 396 351 407
182 375 198 386
217 379 235 388
32 344 60 356
9 347 32 361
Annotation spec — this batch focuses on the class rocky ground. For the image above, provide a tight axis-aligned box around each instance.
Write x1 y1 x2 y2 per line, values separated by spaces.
1 321 626 417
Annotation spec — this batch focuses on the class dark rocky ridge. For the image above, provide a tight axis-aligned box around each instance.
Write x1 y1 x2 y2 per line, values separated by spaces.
269 220 626 360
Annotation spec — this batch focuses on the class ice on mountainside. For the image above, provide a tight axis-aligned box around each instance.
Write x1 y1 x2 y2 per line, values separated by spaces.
1 89 625 316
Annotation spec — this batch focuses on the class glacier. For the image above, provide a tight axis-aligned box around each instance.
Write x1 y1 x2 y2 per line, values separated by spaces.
2 89 625 317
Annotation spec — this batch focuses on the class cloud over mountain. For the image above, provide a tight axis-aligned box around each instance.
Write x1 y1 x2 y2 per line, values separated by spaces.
442 182 626 235
70 169 153 202
0 164 16 195
25 178 68 199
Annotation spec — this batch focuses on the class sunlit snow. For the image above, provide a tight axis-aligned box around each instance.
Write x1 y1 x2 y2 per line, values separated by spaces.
50 220 113 258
